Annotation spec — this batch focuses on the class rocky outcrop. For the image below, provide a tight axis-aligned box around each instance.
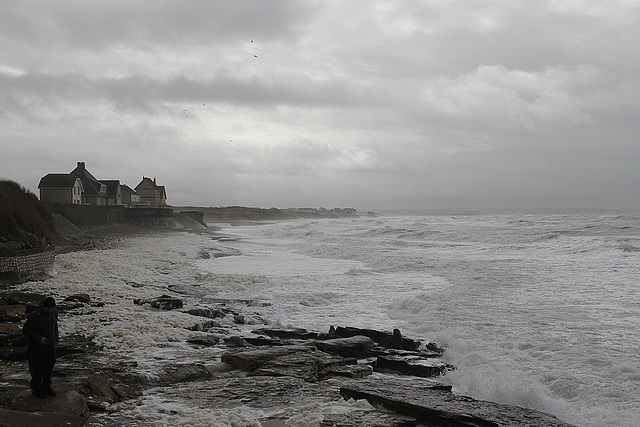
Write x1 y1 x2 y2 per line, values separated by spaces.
133 294 184 310
0 290 576 427
341 377 573 426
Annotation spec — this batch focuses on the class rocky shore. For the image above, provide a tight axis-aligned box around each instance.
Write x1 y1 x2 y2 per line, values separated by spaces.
0 226 575 426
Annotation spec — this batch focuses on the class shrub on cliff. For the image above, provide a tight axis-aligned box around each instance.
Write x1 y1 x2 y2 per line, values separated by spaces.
0 180 55 247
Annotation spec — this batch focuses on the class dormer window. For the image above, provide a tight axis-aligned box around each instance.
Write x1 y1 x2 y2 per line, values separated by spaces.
100 184 106 193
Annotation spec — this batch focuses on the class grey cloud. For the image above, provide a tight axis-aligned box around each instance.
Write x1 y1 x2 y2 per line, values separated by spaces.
0 70 374 112
0 1 308 49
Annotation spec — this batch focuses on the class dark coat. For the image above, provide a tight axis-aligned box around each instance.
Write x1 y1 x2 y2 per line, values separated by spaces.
22 307 59 351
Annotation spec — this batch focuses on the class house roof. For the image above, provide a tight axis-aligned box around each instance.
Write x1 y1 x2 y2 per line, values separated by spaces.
100 180 121 196
120 184 137 196
38 174 82 189
70 162 107 197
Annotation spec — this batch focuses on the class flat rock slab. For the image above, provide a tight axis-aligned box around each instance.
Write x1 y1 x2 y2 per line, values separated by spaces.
340 377 575 427
10 389 88 420
0 407 86 427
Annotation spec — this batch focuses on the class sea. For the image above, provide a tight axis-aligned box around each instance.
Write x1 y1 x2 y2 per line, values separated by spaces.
15 213 640 426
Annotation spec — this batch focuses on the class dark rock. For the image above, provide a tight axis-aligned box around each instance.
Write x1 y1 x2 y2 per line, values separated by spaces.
4 293 45 313
155 363 212 386
87 371 144 404
0 323 28 360
0 347 28 362
56 334 100 358
375 353 454 378
0 407 87 427
244 336 286 346
379 328 404 349
252 327 319 340
251 349 366 382
186 335 220 346
425 342 445 354
340 377 575 427
320 410 420 426
222 345 311 372
56 301 85 311
133 294 183 310
314 335 375 357
188 319 221 331
185 307 226 319
0 304 26 322
10 389 89 418
0 323 22 335
64 294 91 304
334 326 421 351
324 363 373 379
334 326 391 343
223 335 250 347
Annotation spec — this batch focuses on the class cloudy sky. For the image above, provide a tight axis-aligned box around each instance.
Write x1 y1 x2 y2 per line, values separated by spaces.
1 1 639 212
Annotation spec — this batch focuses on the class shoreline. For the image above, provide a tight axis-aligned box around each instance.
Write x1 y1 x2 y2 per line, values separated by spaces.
0 226 576 426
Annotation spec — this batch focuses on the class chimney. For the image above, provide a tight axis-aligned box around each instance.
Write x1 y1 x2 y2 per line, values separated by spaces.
153 177 156 184
77 162 85 170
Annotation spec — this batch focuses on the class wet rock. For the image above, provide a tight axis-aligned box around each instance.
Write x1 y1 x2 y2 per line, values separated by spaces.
87 371 144 404
375 353 454 378
314 335 375 357
155 363 212 386
3 293 45 314
186 335 220 346
11 389 89 418
0 323 22 335
188 319 221 331
334 326 421 351
185 307 226 319
334 326 391 343
379 328 404 349
244 336 287 346
0 346 28 362
0 304 26 322
253 327 319 340
222 345 311 372
153 375 343 412
56 334 100 358
0 323 28 361
223 335 251 348
133 294 183 310
252 349 367 382
64 294 91 304
340 377 575 427
320 410 420 426
0 407 86 427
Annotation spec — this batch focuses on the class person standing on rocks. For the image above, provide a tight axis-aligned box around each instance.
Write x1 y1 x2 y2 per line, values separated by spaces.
22 296 59 399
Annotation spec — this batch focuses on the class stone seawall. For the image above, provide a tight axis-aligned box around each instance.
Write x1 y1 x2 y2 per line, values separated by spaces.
0 248 55 283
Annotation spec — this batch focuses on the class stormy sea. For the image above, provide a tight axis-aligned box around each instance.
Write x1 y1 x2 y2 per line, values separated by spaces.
15 213 640 426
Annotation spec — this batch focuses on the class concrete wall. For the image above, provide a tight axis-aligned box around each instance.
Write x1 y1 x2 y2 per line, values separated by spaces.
46 203 125 227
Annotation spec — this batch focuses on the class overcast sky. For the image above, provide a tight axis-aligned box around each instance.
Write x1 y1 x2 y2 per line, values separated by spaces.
1 1 639 212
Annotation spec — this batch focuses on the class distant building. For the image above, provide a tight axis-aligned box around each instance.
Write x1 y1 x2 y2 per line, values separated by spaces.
100 180 122 205
70 162 108 205
135 177 167 208
120 184 141 206
38 174 84 205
